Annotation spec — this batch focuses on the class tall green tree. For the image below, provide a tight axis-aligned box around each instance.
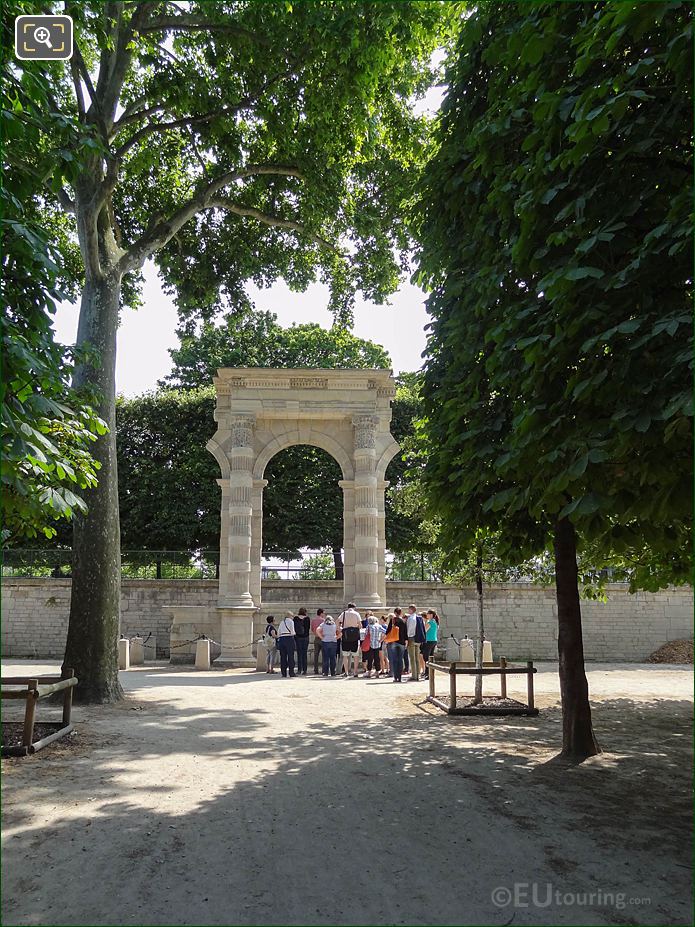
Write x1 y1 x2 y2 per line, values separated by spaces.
21 1 453 699
415 1 691 759
1 20 104 544
162 312 391 389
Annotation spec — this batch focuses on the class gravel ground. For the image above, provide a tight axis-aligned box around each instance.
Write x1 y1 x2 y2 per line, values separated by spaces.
2 659 692 926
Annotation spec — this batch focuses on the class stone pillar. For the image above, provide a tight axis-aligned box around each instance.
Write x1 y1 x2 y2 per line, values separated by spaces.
218 606 256 665
352 415 382 608
216 478 230 600
224 414 256 608
377 479 389 608
249 479 268 606
339 479 356 604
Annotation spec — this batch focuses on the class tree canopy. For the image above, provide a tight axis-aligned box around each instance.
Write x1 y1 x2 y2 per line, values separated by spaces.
416 0 692 585
1 36 104 543
161 310 390 389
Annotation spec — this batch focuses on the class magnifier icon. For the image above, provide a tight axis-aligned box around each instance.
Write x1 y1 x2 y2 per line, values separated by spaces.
33 25 53 49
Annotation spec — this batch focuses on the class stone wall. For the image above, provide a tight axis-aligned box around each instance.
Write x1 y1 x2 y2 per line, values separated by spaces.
1 577 692 662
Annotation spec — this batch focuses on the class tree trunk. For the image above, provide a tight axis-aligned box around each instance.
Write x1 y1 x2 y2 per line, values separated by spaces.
62 272 124 703
553 516 601 760
473 542 484 705
332 545 344 581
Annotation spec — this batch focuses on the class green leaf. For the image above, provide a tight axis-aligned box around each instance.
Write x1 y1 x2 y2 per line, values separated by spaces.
565 266 605 280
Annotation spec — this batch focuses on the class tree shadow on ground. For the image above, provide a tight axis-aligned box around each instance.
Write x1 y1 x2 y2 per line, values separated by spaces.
1 677 692 927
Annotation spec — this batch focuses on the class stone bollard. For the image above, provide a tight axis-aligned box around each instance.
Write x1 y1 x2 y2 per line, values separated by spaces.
118 637 130 670
195 638 211 670
130 636 145 666
255 641 267 672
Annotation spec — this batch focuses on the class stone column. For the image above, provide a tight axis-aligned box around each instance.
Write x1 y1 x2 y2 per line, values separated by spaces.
352 415 382 607
376 479 389 608
216 478 230 599
249 478 268 606
339 479 355 604
223 414 256 608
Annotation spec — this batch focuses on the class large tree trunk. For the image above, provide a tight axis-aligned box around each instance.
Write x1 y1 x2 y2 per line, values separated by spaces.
332 545 344 581
62 271 124 702
473 542 484 705
553 516 601 760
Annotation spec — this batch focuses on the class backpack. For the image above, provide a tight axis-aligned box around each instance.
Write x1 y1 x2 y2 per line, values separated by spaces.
414 614 427 644
263 627 277 650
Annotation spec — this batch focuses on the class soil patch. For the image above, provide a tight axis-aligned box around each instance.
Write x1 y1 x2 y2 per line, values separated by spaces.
1 722 75 750
646 638 693 664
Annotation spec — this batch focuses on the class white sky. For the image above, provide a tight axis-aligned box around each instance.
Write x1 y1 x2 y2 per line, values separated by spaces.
52 266 432 396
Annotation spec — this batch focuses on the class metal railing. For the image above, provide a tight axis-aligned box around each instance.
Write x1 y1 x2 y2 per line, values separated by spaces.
3 549 434 582
1 549 220 580
1 549 629 584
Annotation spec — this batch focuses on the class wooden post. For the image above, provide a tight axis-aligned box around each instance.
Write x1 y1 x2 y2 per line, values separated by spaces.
22 680 38 748
429 666 435 700
449 664 457 713
62 667 74 726
500 657 507 698
527 661 535 711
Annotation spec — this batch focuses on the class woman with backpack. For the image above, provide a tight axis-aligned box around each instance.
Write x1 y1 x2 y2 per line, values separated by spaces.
263 615 278 674
383 611 407 682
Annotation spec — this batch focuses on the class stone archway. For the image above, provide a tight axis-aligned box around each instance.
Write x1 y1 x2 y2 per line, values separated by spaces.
206 367 399 662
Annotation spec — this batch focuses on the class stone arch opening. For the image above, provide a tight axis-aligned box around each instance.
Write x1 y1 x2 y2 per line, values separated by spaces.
260 444 345 581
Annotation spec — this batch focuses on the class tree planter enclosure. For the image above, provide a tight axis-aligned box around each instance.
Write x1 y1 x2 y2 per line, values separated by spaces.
427 659 539 716
1 670 77 757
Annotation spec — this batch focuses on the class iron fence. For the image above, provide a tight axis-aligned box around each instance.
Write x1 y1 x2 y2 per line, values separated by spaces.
3 550 435 582
1 549 220 580
2 549 625 584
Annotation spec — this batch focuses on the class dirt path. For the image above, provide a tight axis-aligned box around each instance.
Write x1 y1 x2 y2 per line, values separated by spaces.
2 661 692 926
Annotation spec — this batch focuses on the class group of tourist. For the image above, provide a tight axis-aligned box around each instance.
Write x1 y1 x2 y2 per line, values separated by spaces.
262 604 440 682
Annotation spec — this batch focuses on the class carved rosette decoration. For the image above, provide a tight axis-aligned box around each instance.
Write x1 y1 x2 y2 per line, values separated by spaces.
352 415 379 450
229 414 255 448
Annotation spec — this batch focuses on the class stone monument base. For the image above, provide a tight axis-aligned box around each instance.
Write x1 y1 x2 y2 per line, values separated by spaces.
165 604 258 666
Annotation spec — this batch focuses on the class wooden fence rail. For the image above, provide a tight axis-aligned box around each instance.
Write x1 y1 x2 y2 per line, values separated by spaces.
1 669 78 757
426 659 539 716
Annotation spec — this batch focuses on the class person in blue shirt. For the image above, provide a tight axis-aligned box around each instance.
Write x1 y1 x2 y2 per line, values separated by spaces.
421 609 440 679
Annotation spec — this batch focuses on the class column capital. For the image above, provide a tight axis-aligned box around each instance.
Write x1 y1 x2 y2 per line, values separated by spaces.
229 414 256 448
352 414 379 449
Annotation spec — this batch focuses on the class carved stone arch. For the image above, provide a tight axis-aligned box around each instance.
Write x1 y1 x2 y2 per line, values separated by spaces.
206 436 231 480
205 367 399 664
375 438 401 483
253 432 355 482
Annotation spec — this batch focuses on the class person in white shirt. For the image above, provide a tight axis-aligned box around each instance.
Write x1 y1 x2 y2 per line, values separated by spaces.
276 611 297 678
316 615 338 677
406 604 424 682
338 603 362 677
